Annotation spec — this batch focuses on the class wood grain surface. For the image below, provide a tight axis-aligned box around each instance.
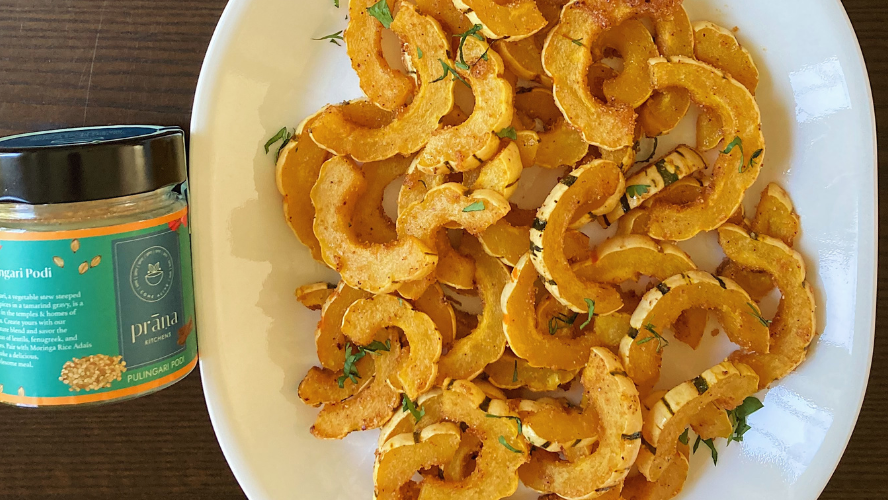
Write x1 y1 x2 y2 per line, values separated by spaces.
0 0 883 498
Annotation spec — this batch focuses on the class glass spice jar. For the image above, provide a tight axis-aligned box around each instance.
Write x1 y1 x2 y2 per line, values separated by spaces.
0 126 197 407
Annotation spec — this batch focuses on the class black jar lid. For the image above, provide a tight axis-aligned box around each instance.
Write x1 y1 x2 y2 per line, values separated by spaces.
0 125 187 204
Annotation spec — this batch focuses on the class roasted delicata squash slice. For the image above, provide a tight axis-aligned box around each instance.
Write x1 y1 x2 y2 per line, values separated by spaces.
639 6 694 137
497 36 552 86
642 390 732 441
414 0 473 34
574 235 695 285
436 237 510 382
615 177 705 236
413 381 529 500
416 37 513 173
311 156 437 294
535 119 590 169
310 4 455 162
346 0 414 111
643 57 765 241
485 351 577 391
693 22 759 152
342 294 442 399
431 230 477 291
515 87 563 125
520 348 641 499
414 283 457 348
601 19 659 108
316 282 371 370
541 0 678 150
515 129 541 166
719 224 817 389
297 356 376 407
630 270 770 353
622 450 688 500
452 0 546 41
311 336 403 439
751 183 801 245
295 282 336 311
598 143 638 175
442 432 482 482
588 63 619 102
503 255 605 371
397 183 509 298
398 168 445 214
374 422 462 500
353 155 412 244
530 160 626 314
598 146 706 228
478 219 530 267
465 141 524 199
637 361 759 481
513 398 600 454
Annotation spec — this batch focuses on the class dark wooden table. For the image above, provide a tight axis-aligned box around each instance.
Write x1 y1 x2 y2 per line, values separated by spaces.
0 0 883 498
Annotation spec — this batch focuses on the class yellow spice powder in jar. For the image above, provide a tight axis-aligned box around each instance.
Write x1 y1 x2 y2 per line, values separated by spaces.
0 126 197 407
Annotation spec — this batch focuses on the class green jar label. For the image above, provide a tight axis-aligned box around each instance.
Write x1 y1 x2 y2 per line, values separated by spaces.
0 208 197 406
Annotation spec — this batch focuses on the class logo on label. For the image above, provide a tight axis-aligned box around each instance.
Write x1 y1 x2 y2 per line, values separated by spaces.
130 246 175 303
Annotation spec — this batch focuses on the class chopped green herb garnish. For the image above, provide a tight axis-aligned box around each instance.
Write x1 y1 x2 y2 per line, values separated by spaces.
334 0 339 7
636 323 669 352
749 148 764 170
496 126 518 140
626 184 650 198
548 311 579 335
571 38 584 46
579 299 595 329
367 0 394 29
313 30 345 46
453 24 485 69
726 396 764 445
486 414 523 434
398 297 404 307
264 127 293 161
746 302 771 328
402 394 425 421
462 201 485 212
512 360 519 382
722 136 747 173
417 47 424 59
432 59 471 88
498 435 523 453
678 428 690 445
693 435 718 465
336 340 391 388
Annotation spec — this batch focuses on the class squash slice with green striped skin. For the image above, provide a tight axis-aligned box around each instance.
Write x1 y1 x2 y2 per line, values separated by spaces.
497 36 552 86
452 0 546 41
519 347 641 500
297 356 376 407
637 361 759 481
435 237 510 382
530 160 626 314
639 6 694 137
415 37 513 174
601 19 659 108
630 270 770 353
374 422 462 500
315 282 372 370
503 254 606 371
599 146 706 228
643 57 765 241
464 140 523 199
353 154 412 244
719 224 817 389
541 0 679 150
295 282 335 311
485 351 577 391
342 294 442 399
693 22 759 152
574 235 695 285
512 398 599 454
311 336 404 439
396 183 509 298
311 156 437 294
345 0 414 111
310 4 455 162
615 177 705 236
413 381 529 500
